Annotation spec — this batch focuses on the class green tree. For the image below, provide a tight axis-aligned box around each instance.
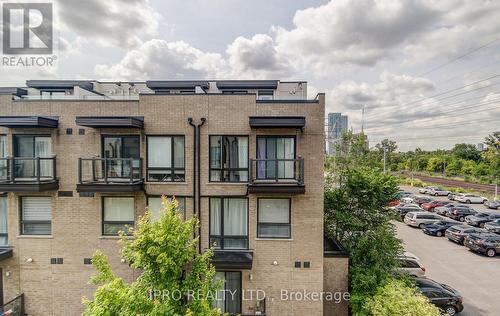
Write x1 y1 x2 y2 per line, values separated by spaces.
452 143 481 162
83 198 222 316
367 279 440 316
426 157 444 173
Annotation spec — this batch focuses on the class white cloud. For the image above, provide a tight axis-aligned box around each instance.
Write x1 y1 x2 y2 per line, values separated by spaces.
95 39 226 80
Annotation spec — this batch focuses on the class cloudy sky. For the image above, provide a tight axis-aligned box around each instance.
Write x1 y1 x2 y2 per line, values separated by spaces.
1 0 499 151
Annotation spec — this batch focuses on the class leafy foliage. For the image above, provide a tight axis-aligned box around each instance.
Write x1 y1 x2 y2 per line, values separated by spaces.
367 279 441 316
83 197 222 316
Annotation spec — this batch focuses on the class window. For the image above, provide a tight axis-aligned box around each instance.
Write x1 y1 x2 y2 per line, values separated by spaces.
213 271 241 315
21 197 51 235
258 198 291 238
210 136 248 182
102 135 140 179
13 135 52 178
147 136 185 182
147 196 186 221
0 197 7 245
0 135 6 180
256 136 295 179
209 198 248 249
103 197 134 235
257 90 274 100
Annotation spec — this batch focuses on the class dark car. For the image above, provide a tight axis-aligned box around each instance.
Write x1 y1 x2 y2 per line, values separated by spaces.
465 212 500 228
422 220 457 237
395 204 422 219
415 277 463 316
484 219 500 234
485 200 500 210
465 233 500 257
446 207 477 222
445 225 486 245
413 196 434 205
421 200 451 212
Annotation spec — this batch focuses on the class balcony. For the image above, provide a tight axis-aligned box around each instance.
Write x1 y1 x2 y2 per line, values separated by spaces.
248 158 305 194
0 157 59 192
77 158 144 193
211 250 254 270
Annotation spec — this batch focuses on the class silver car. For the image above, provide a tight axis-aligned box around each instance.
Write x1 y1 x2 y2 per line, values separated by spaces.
428 187 450 196
404 212 444 228
398 255 426 277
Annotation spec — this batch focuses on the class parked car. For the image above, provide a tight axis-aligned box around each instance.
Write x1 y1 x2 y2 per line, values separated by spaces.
465 212 500 228
447 208 478 222
415 277 464 316
421 200 451 212
397 255 426 277
396 190 413 199
445 225 486 245
413 195 434 205
484 219 500 234
419 186 438 194
485 200 500 210
396 204 423 219
447 193 457 201
422 220 457 237
435 204 468 216
404 212 444 228
400 196 415 204
455 193 488 204
428 187 450 196
464 233 500 257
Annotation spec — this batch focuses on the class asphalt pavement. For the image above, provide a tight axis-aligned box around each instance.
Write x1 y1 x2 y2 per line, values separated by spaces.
396 186 500 316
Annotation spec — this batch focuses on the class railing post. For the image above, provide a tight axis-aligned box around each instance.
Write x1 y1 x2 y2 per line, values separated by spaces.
52 155 57 180
9 157 15 183
300 157 304 185
275 159 279 183
249 159 253 184
140 158 143 180
104 158 108 184
36 157 41 182
78 158 82 183
129 158 133 183
92 158 96 182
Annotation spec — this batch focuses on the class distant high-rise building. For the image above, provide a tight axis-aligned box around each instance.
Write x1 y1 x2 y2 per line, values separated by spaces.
477 143 485 151
327 112 348 155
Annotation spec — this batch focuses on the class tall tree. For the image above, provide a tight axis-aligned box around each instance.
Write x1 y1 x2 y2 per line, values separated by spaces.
83 198 222 316
451 143 481 162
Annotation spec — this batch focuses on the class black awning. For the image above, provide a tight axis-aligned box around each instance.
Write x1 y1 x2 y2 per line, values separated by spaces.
146 81 209 90
0 248 13 261
216 80 278 90
75 116 144 128
324 236 348 258
0 116 58 128
249 116 305 128
212 250 253 270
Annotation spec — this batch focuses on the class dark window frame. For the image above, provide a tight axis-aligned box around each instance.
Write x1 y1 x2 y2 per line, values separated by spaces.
0 196 7 244
256 135 297 180
215 271 242 315
20 196 52 235
146 195 187 220
257 197 292 239
13 134 52 157
209 135 249 183
209 197 249 250
101 134 141 179
102 196 135 236
146 135 186 182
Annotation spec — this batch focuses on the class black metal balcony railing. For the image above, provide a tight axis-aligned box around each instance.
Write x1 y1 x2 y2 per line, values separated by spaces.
78 157 143 184
0 293 25 316
249 157 304 185
0 157 57 183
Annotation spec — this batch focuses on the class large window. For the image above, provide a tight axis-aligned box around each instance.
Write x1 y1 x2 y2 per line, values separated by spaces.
147 196 186 221
213 271 241 315
102 135 140 179
210 136 248 182
21 197 52 235
257 198 291 238
147 136 185 182
209 198 248 249
13 135 53 178
0 197 7 245
256 136 295 179
103 197 135 235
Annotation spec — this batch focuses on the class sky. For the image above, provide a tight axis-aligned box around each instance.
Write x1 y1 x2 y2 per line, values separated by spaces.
1 0 499 151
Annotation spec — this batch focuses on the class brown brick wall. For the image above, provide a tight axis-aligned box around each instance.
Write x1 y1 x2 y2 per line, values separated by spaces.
0 93 330 315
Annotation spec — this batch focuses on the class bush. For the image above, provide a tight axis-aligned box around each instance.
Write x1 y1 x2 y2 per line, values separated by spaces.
366 279 441 316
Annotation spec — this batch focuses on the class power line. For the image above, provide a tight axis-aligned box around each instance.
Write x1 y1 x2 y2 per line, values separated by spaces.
417 37 500 77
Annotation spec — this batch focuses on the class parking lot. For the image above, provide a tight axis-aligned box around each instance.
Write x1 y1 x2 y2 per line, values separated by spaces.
396 186 500 316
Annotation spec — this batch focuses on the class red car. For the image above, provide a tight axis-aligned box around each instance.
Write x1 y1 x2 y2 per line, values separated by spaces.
421 200 451 212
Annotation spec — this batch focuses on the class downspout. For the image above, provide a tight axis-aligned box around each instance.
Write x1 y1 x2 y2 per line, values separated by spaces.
188 118 197 243
197 118 207 254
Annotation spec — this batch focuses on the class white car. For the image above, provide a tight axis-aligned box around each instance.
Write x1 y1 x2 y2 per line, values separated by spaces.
397 255 426 277
401 197 415 204
427 187 450 196
404 212 444 228
419 186 438 194
455 193 488 204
